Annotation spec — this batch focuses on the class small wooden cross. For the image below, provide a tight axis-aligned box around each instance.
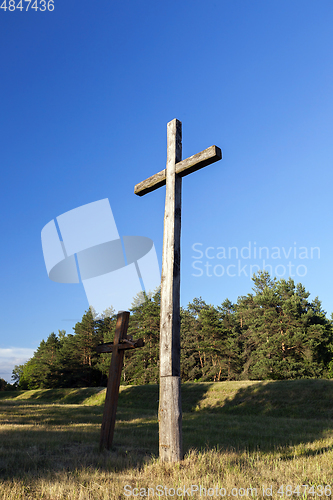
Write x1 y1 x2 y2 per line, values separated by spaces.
134 119 222 462
97 311 144 451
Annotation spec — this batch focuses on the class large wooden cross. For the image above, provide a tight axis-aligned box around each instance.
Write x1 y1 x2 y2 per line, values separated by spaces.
97 311 144 451
134 119 222 462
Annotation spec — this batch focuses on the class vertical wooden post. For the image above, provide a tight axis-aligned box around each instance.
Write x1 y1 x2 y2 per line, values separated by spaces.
158 119 183 462
99 311 129 451
134 119 222 462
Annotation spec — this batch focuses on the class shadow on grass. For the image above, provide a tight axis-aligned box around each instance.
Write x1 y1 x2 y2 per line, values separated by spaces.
180 379 333 457
206 379 333 419
117 382 213 414
1 380 333 478
0 411 159 479
281 443 333 460
115 379 333 458
12 387 103 404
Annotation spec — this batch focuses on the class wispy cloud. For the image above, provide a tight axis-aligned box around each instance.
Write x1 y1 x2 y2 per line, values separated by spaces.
0 348 36 383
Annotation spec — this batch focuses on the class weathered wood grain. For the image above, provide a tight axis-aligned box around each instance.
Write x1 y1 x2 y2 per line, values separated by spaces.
159 376 182 462
158 118 183 461
96 338 144 353
176 145 222 177
134 168 166 197
134 118 222 462
160 118 182 378
134 145 221 196
99 311 129 451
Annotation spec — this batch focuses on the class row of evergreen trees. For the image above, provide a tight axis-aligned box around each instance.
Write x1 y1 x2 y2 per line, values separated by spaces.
12 272 333 389
0 378 14 391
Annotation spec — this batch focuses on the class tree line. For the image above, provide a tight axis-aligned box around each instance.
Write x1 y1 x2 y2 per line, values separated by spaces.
11 272 333 390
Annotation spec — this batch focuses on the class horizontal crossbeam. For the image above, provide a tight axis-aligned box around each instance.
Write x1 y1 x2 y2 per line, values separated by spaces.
134 145 222 197
96 338 144 353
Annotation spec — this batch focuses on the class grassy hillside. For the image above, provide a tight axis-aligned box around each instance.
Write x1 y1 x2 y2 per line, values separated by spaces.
1 380 333 499
2 378 333 418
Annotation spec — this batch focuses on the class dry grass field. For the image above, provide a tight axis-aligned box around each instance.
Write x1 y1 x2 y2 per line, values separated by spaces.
1 380 333 499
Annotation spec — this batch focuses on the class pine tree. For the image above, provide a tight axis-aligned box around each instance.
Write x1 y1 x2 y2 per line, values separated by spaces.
13 272 333 388
180 306 203 381
70 309 104 386
94 310 117 385
105 289 161 385
217 299 243 380
238 271 333 380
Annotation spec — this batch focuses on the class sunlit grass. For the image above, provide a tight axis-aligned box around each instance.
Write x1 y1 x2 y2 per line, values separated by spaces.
1 380 333 499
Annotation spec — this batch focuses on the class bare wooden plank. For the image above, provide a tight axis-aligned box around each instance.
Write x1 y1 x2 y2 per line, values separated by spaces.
99 311 129 451
133 118 222 463
134 145 222 197
96 338 144 353
121 338 145 348
134 168 166 197
159 376 182 462
158 118 183 462
96 342 114 353
176 145 222 177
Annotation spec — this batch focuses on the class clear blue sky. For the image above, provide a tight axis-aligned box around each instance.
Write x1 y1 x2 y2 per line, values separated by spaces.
1 0 333 382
